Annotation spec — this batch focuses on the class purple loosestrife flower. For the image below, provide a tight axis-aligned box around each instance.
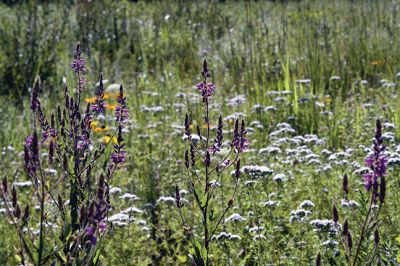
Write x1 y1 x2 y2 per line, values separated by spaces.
115 85 129 126
196 59 215 102
232 119 249 154
110 84 129 168
92 73 106 114
71 43 86 93
363 119 387 203
111 149 127 164
71 43 86 74
184 113 191 140
37 102 50 141
49 113 57 138
24 132 40 178
208 115 223 154
77 104 92 151
30 79 40 111
196 82 216 99
110 126 127 165
86 175 110 246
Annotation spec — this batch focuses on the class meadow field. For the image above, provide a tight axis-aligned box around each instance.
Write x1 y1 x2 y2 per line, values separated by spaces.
1 0 400 265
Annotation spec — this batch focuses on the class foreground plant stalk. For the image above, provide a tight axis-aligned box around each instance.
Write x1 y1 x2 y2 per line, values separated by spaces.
178 60 248 265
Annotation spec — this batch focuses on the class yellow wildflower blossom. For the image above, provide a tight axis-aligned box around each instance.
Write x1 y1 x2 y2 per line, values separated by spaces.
85 97 97 104
102 136 118 144
324 95 332 104
93 126 109 133
106 104 117 110
90 121 98 129
371 60 385 66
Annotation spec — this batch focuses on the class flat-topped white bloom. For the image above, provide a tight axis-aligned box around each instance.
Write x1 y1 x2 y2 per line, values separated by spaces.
273 174 286 182
263 200 280 207
119 193 139 201
321 240 338 248
14 181 32 187
241 165 274 178
121 207 143 214
299 200 315 209
109 187 122 194
225 213 246 223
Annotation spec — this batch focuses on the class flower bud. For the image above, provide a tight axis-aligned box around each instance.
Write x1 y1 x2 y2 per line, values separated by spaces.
333 205 339 223
316 252 321 266
12 186 17 208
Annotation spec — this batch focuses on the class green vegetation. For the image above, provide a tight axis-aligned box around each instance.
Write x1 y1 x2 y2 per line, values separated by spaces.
1 0 400 265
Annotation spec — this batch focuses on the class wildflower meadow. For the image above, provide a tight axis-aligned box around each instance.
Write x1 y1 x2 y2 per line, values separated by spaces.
1 0 400 265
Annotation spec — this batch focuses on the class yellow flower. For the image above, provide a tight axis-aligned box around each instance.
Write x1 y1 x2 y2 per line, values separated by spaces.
106 103 117 110
93 126 109 133
102 136 118 144
111 92 121 99
227 119 235 125
324 95 332 104
85 97 97 104
371 60 385 66
103 93 110 99
90 121 98 129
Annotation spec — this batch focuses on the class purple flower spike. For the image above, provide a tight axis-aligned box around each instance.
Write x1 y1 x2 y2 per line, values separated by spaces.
110 126 127 166
115 85 129 126
196 82 216 99
71 43 86 74
232 119 249 154
92 73 106 114
363 119 388 204
71 58 86 74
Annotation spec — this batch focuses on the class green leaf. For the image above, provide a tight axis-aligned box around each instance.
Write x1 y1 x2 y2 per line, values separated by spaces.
190 240 205 266
63 212 72 240
14 254 22 263
176 255 187 263
201 192 208 208
93 249 101 265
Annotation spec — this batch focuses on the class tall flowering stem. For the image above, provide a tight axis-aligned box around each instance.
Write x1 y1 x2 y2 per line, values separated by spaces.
353 119 387 266
180 60 247 265
71 42 86 94
2 43 129 265
110 84 128 168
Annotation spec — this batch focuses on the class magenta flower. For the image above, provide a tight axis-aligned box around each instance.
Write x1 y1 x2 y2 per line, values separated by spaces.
363 172 374 191
85 226 95 236
196 82 216 98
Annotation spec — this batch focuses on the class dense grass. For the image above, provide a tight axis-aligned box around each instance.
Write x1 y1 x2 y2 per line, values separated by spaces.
1 0 400 265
